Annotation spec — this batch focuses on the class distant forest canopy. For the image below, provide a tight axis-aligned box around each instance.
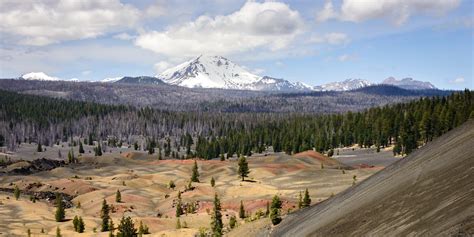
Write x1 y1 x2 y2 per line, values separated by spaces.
0 79 452 113
0 89 472 158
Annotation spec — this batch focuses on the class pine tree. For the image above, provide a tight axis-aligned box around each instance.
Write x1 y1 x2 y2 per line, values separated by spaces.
238 156 250 181
302 188 311 207
210 193 223 236
78 217 85 233
88 133 93 145
79 141 85 153
176 195 183 217
73 216 79 231
210 177 215 187
298 191 303 209
117 216 137 236
238 200 246 219
138 221 150 235
270 195 282 225
95 143 103 156
191 160 200 182
116 190 122 203
101 199 110 231
14 185 20 200
109 219 115 237
55 193 65 222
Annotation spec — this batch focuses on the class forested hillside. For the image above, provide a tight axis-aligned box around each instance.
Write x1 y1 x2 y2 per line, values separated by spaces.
1 89 472 158
0 79 450 113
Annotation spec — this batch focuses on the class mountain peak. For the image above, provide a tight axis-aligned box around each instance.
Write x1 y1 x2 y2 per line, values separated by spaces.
382 77 436 90
20 72 60 81
314 78 372 91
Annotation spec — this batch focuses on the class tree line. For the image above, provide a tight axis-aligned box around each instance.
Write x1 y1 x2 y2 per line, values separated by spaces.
0 89 472 157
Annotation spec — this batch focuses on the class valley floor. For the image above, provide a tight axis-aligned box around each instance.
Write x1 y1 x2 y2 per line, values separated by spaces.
0 145 398 236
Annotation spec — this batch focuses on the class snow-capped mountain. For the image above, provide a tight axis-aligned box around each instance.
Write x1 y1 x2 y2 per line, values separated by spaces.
313 79 372 91
382 77 437 90
156 55 311 91
20 72 60 81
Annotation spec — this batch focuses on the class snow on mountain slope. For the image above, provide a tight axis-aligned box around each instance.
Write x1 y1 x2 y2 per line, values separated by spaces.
157 55 310 91
382 77 437 90
20 72 60 81
313 79 372 91
101 77 123 83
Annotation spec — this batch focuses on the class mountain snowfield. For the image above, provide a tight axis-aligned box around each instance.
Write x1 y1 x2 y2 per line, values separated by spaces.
20 72 60 81
17 56 437 91
156 55 311 91
314 79 372 91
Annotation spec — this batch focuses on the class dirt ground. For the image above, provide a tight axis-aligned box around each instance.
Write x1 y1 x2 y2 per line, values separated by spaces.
0 143 396 236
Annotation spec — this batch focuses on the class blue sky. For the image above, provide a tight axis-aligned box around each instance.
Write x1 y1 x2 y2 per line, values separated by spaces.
0 0 472 89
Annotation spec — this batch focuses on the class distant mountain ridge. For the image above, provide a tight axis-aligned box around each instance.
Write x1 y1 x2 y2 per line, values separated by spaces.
314 79 372 91
382 77 436 90
15 57 438 91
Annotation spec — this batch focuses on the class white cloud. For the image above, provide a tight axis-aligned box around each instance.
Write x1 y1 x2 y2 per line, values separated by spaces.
154 61 172 74
316 1 337 23
450 77 465 84
135 1 304 58
316 0 460 25
114 33 137 41
0 0 140 46
145 1 166 18
308 33 350 45
81 70 92 76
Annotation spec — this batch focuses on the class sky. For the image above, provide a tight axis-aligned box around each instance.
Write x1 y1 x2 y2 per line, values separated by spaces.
0 0 472 89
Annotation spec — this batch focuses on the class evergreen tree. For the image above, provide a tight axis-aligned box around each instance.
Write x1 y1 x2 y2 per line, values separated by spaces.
270 195 282 225
78 217 85 233
117 216 137 237
239 200 245 219
14 185 20 200
101 199 110 231
298 191 303 209
55 193 65 222
95 143 103 156
237 156 250 181
138 221 150 235
210 177 215 187
37 142 42 152
210 193 223 236
73 216 79 231
176 195 183 217
79 141 85 153
191 160 200 182
302 188 311 207
116 189 122 203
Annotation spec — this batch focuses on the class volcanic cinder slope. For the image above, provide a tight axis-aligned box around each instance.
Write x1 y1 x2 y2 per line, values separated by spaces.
271 120 474 237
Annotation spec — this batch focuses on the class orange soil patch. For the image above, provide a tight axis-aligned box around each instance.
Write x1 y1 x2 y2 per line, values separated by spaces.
293 150 341 166
262 163 306 175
